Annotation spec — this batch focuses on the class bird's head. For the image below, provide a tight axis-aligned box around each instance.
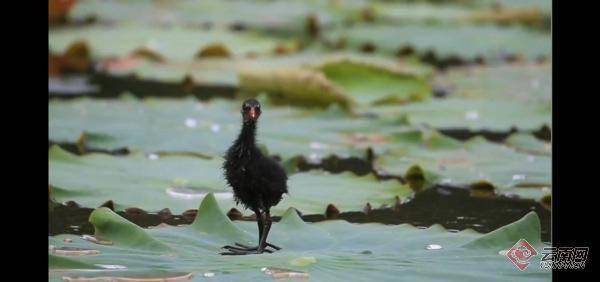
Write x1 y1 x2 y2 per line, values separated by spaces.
241 98 261 123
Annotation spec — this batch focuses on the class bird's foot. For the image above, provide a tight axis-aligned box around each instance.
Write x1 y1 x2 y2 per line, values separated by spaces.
220 248 269 255
233 242 282 250
220 242 281 255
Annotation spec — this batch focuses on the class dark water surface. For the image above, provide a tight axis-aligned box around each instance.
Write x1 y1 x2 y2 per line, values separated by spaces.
49 184 550 242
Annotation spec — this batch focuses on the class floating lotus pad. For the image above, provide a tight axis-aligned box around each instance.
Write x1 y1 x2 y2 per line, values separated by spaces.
436 63 551 102
49 97 550 200
98 52 433 109
474 0 552 14
48 194 551 281
238 54 433 108
49 146 410 214
370 97 551 132
49 24 289 60
325 24 551 61
373 2 547 27
69 0 360 34
49 96 409 160
238 67 355 109
369 63 551 131
311 57 432 105
375 131 551 199
505 133 551 156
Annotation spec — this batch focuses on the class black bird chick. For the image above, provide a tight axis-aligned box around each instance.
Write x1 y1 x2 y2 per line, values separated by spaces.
221 99 288 255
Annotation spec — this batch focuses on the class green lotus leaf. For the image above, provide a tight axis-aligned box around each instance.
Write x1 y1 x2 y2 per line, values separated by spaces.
96 48 340 87
326 24 550 61
90 207 171 251
49 97 408 160
437 63 551 102
97 52 433 109
112 58 239 85
49 24 288 60
374 2 472 24
376 131 551 199
48 254 101 270
69 0 360 35
474 0 552 15
311 57 432 105
462 211 541 249
373 2 548 29
371 97 551 131
505 133 551 156
49 146 410 214
238 55 433 108
369 63 551 132
238 67 355 109
48 194 550 281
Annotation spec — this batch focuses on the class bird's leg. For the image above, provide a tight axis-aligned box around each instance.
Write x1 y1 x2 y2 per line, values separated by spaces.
255 210 281 250
221 210 264 252
220 210 281 255
228 210 281 251
221 212 268 255
258 210 275 250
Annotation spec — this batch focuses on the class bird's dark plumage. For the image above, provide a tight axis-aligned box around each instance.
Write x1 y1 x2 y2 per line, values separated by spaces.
223 99 288 211
221 99 288 255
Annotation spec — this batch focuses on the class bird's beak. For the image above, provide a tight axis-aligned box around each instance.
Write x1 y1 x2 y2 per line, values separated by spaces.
249 107 257 119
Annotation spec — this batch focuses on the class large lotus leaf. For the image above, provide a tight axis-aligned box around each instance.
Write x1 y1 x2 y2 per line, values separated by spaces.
373 2 547 27
238 57 433 108
374 3 471 23
49 96 409 160
326 24 551 61
311 57 432 105
49 146 410 214
376 131 551 199
238 67 355 109
49 145 225 214
436 63 551 102
48 194 550 281
370 97 551 131
505 133 551 156
110 59 239 85
97 52 330 87
100 54 310 86
100 53 433 106
474 0 552 14
49 24 287 60
69 0 363 34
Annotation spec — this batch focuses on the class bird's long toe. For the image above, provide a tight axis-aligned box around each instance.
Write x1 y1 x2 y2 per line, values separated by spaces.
219 248 273 255
233 242 282 250
222 245 250 251
233 243 257 250
265 242 282 250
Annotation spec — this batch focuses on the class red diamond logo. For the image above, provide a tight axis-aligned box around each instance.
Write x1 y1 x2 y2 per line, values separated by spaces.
506 239 538 270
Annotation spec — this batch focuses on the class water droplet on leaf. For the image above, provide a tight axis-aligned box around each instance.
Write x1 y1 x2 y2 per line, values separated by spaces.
210 123 221 133
464 110 479 121
512 174 526 181
185 118 197 128
96 264 127 270
426 244 443 250
203 272 215 278
166 186 233 200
